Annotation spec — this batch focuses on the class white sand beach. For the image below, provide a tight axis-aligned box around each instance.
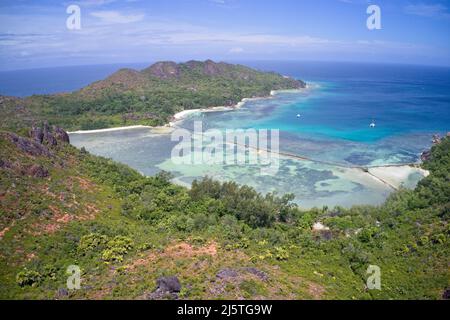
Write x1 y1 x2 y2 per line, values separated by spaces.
368 166 430 189
169 88 307 126
68 124 177 135
68 87 310 133
68 125 153 134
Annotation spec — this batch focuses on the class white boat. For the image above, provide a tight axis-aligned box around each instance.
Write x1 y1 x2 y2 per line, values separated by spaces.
370 120 376 128
297 114 301 118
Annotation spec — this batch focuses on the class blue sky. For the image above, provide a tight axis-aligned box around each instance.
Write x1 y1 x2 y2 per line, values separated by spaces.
0 0 449 70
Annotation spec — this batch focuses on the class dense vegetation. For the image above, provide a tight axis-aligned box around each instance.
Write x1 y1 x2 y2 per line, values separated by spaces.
0 127 448 299
0 60 305 132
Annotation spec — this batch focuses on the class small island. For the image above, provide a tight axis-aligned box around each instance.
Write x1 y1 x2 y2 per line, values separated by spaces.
0 60 305 132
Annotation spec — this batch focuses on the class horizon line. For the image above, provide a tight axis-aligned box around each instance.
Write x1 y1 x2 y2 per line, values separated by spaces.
1 59 450 73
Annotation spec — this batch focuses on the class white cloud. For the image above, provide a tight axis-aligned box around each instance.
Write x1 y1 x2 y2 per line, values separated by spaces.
229 47 244 53
71 0 117 6
0 7 447 69
404 3 450 18
90 10 145 24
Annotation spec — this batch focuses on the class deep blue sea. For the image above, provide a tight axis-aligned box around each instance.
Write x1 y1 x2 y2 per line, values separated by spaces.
0 63 147 97
2 61 449 208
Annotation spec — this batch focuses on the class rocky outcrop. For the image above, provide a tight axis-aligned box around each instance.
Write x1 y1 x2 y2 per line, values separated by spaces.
56 288 69 299
432 134 442 145
0 158 49 178
78 69 149 96
147 276 181 300
30 126 44 144
216 267 269 281
421 150 432 162
27 164 49 178
144 61 180 79
43 123 57 146
421 133 449 162
216 268 239 280
29 123 70 146
53 126 70 144
142 60 306 88
5 132 52 157
243 267 269 282
1 125 70 178
203 59 227 76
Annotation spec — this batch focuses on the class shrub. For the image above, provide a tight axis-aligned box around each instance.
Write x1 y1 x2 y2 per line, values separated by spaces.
102 247 126 263
431 233 446 245
16 269 42 287
102 236 134 263
78 233 108 253
107 236 133 252
274 247 289 260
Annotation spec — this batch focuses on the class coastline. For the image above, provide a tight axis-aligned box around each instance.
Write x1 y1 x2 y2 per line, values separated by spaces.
367 165 430 189
168 87 310 127
66 87 309 134
68 125 153 134
68 124 177 135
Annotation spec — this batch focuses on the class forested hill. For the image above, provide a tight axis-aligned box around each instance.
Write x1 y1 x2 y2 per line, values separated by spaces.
0 60 305 132
0 126 448 299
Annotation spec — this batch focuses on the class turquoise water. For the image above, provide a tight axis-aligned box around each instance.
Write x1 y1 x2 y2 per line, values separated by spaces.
69 62 450 208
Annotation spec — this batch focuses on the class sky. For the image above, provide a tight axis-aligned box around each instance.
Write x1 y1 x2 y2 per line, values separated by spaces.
0 0 449 70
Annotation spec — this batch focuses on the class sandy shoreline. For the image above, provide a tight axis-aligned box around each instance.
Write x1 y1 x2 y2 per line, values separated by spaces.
68 125 152 134
67 86 311 134
168 88 309 127
368 165 429 189
68 124 176 135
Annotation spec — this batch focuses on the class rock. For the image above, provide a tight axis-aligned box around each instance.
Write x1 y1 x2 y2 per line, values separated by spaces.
216 268 239 280
147 276 181 300
145 61 180 79
243 268 269 282
29 126 44 144
56 288 69 298
5 133 52 157
53 126 70 144
421 150 432 162
27 164 49 178
43 122 57 146
432 134 441 145
29 124 70 147
443 288 450 300
203 59 225 76
0 159 48 178
157 276 181 293
318 230 334 241
312 222 330 232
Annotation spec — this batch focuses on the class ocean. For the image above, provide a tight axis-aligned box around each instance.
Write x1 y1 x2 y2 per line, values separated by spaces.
0 63 147 97
2 61 449 208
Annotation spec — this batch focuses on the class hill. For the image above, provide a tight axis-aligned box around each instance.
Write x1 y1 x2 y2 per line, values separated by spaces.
0 126 448 299
0 60 305 132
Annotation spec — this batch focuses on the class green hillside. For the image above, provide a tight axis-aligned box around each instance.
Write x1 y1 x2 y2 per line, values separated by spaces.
0 126 448 300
